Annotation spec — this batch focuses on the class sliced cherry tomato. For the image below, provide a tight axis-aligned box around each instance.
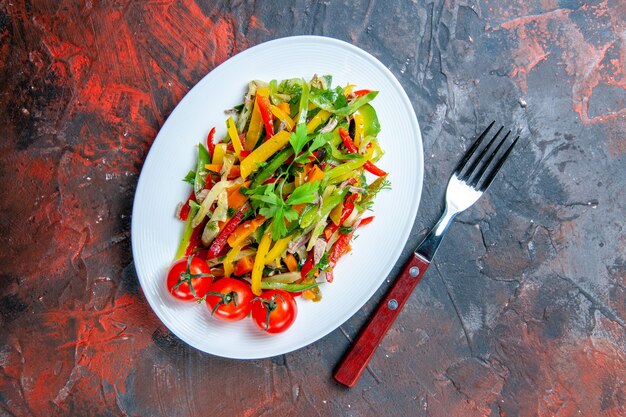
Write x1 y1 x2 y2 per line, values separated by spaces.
167 256 213 301
204 278 254 322
251 290 297 333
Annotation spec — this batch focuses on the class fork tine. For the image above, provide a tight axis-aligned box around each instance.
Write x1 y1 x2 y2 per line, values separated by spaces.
460 125 503 182
468 130 511 187
479 136 519 191
453 121 495 176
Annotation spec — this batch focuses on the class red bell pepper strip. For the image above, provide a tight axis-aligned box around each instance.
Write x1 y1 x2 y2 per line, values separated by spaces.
179 191 196 221
338 127 387 177
326 231 354 282
185 217 208 256
353 89 371 97
300 251 315 279
206 127 216 157
324 194 357 241
359 216 375 227
256 94 275 138
239 150 251 158
207 209 247 259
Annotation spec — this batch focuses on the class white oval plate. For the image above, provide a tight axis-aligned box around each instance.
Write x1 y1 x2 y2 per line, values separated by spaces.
132 36 423 359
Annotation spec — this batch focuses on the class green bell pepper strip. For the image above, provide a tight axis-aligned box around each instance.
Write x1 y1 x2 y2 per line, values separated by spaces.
174 202 200 260
297 79 310 125
326 156 367 181
250 147 295 189
358 103 381 137
194 143 211 197
300 189 347 229
334 91 378 117
260 281 320 292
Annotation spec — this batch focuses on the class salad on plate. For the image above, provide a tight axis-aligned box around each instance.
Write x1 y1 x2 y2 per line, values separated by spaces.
166 75 389 333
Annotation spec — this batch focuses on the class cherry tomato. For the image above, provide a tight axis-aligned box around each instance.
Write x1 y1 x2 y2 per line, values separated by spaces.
205 278 254 322
251 290 297 333
167 256 213 301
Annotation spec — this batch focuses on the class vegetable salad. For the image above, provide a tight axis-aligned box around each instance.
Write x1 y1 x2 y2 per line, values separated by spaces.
168 75 389 331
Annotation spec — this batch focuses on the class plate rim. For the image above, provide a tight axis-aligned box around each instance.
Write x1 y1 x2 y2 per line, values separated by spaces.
131 35 424 359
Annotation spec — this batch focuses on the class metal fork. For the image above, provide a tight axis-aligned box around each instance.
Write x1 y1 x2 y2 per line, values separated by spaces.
334 122 519 388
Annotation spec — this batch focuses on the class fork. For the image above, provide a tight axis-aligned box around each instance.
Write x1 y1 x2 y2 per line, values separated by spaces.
334 122 519 387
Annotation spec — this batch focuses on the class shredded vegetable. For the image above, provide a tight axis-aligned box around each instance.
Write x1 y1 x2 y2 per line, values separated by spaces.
174 75 390 301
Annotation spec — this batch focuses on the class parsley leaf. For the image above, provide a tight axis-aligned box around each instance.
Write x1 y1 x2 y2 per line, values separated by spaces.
284 206 299 222
289 123 308 156
338 225 354 235
286 181 320 205
272 205 288 239
294 132 332 163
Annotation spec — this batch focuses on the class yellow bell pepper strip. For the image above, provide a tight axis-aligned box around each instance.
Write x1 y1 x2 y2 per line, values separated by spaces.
256 88 275 138
329 200 344 225
226 116 243 156
212 143 227 165
240 130 291 178
369 139 384 163
353 113 364 147
306 165 325 183
265 236 291 265
269 104 295 131
222 244 242 277
302 288 321 301
260 281 320 292
245 96 264 151
343 84 356 96
294 164 308 187
227 215 265 247
306 109 331 134
251 229 272 295
338 127 387 177
227 180 251 209
237 82 257 132
277 102 291 114
283 253 298 272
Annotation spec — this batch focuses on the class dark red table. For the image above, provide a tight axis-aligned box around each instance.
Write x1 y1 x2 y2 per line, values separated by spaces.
1 1 625 416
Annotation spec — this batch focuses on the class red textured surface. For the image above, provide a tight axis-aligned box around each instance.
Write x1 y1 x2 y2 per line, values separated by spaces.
1 1 624 416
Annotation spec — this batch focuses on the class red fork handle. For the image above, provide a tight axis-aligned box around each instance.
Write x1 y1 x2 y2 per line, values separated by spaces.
333 253 430 387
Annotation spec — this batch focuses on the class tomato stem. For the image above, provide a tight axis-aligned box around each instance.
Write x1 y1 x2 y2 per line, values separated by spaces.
171 255 213 298
205 290 240 316
253 293 285 330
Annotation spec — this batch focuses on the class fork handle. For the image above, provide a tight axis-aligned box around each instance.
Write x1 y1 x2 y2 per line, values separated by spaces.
333 253 429 387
